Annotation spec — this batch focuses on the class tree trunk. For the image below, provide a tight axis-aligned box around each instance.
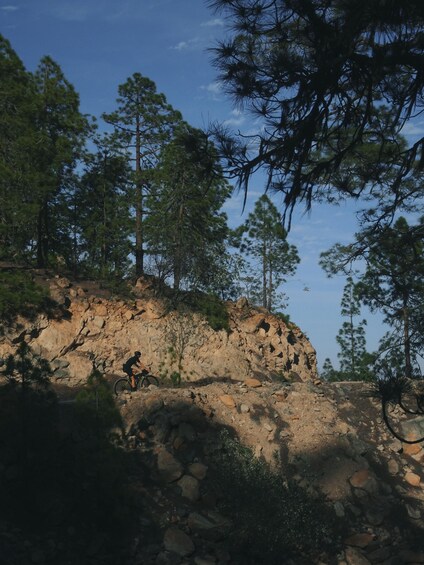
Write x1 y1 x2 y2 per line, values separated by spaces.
267 262 273 311
36 201 48 268
403 297 412 379
101 178 107 273
262 240 267 308
173 185 185 291
135 115 144 277
350 312 356 378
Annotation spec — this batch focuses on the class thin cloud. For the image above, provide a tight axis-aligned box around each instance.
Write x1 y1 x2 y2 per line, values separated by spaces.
201 17 224 27
0 5 18 11
203 81 221 94
200 81 223 100
171 37 201 51
223 109 246 127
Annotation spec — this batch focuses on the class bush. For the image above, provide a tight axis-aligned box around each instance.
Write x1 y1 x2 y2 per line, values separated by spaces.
169 371 182 386
0 365 138 561
0 269 49 320
274 311 292 325
210 430 340 563
188 292 230 332
75 369 122 432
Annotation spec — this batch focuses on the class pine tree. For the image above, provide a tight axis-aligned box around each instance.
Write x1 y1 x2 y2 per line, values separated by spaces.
336 277 370 380
76 135 133 279
32 56 89 267
322 216 424 378
209 1 424 222
356 217 424 378
233 195 299 311
103 73 181 276
320 358 342 382
145 125 231 291
0 35 37 259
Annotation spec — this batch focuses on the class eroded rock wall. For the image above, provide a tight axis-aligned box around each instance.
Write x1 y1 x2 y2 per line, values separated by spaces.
0 275 317 385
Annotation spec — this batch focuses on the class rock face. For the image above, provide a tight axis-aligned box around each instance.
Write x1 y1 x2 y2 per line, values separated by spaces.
117 381 424 564
0 274 317 385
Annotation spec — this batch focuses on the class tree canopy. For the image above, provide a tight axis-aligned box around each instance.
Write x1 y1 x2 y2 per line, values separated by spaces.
208 0 424 224
145 124 231 292
231 194 299 311
321 216 424 378
0 36 236 306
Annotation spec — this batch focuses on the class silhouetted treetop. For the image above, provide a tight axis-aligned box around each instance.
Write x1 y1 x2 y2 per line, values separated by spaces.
208 0 424 223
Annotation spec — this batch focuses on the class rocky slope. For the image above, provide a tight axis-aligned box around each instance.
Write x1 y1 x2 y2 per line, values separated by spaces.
111 380 424 565
1 271 424 564
0 272 317 385
2 379 424 564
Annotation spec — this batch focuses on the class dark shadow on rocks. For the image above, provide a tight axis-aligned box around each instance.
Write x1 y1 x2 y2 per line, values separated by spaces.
4 377 418 564
118 389 343 565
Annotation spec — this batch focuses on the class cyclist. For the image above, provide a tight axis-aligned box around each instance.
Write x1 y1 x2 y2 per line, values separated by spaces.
123 351 148 390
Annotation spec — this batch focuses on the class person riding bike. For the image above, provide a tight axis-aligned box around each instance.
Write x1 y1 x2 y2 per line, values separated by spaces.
123 351 148 390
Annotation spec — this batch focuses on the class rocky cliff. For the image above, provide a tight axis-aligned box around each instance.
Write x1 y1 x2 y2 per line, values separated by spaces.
0 272 317 385
1 272 424 564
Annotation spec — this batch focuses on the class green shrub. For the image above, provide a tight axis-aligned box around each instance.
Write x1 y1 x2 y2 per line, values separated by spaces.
274 311 292 325
188 292 229 332
169 371 182 386
0 270 49 320
2 342 52 389
100 277 134 300
210 430 340 563
75 370 122 432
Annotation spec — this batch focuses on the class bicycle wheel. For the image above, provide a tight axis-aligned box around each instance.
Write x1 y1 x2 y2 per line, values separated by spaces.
114 378 132 395
138 374 159 389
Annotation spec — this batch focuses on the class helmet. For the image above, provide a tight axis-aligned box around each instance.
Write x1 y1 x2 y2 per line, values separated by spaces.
135 351 141 357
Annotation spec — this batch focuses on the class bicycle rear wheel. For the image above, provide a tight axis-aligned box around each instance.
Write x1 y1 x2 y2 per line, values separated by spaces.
114 378 132 395
138 374 159 389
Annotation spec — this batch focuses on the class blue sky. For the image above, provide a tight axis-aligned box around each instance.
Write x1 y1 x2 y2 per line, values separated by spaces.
2 0 423 371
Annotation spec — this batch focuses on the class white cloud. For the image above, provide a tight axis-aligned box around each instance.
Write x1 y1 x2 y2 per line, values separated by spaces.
171 37 201 51
199 81 223 101
201 17 224 27
204 82 221 94
223 109 246 128
0 5 18 11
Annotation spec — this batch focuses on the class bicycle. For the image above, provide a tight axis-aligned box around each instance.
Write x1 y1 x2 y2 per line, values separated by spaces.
114 370 159 395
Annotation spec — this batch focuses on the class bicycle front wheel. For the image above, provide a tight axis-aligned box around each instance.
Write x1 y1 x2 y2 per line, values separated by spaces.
114 378 132 395
138 375 159 389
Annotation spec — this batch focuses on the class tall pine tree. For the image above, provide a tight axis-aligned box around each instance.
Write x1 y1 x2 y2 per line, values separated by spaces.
32 56 89 267
336 276 370 381
103 74 181 276
356 217 424 378
76 135 133 279
0 35 37 260
232 195 299 311
146 125 231 291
